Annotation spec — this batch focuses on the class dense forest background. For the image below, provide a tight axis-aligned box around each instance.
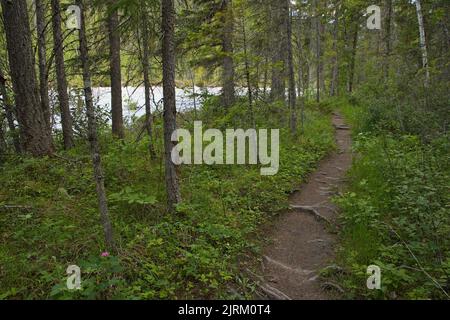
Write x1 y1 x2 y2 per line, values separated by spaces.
0 0 448 299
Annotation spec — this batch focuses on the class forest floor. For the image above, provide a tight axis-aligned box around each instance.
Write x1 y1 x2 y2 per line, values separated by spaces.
260 113 352 300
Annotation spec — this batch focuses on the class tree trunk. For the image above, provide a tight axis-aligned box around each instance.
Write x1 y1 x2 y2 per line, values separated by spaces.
221 0 235 108
189 69 197 119
76 0 115 251
270 0 287 101
241 11 253 127
107 1 125 139
315 0 321 102
162 0 181 212
140 7 156 158
263 55 268 96
296 21 304 98
35 0 52 137
287 1 297 135
1 0 53 156
51 0 75 149
330 1 339 96
0 75 6 155
383 0 392 81
295 18 305 133
0 112 5 157
0 71 21 153
415 0 430 87
348 23 358 93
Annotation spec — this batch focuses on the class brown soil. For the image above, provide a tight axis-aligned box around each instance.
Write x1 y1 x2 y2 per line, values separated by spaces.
260 112 352 300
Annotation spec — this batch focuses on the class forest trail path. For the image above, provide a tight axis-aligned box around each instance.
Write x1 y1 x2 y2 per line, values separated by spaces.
260 113 352 300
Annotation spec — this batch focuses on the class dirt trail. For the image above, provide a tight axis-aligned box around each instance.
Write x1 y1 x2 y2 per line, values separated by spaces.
261 113 352 300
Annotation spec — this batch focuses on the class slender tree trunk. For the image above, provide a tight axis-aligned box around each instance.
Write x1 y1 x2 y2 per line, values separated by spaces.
0 75 6 155
263 55 268 96
76 0 115 251
254 61 260 102
270 0 287 101
295 19 305 133
296 21 304 98
330 1 339 96
348 23 358 93
140 8 156 158
35 0 52 137
162 0 181 212
221 0 235 108
51 0 75 149
315 0 321 102
0 71 21 153
415 0 430 87
107 1 125 138
189 69 197 119
241 12 253 127
0 112 5 157
383 0 392 81
319 22 325 94
1 0 53 156
287 2 297 135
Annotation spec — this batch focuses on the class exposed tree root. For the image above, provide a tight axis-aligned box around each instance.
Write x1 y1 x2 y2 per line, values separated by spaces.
259 283 292 300
334 125 350 130
290 205 333 225
263 255 314 276
245 268 292 300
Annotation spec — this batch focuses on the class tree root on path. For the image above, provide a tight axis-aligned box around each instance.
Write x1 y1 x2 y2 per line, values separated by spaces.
263 255 314 276
334 125 350 130
245 268 292 300
325 176 343 181
258 283 292 300
290 205 333 225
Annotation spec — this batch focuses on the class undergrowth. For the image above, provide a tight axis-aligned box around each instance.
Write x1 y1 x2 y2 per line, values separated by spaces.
332 91 449 299
0 99 334 299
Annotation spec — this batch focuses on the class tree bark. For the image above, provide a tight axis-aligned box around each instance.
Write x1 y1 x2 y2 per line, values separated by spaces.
348 23 358 93
76 0 115 251
241 11 254 127
295 17 306 133
0 112 5 157
221 0 235 108
1 0 53 156
0 75 6 155
162 0 181 212
383 0 392 81
314 0 321 102
140 6 156 158
35 0 52 137
330 1 339 96
0 71 21 153
270 0 287 101
287 1 297 135
415 0 430 87
51 0 75 149
107 1 125 139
